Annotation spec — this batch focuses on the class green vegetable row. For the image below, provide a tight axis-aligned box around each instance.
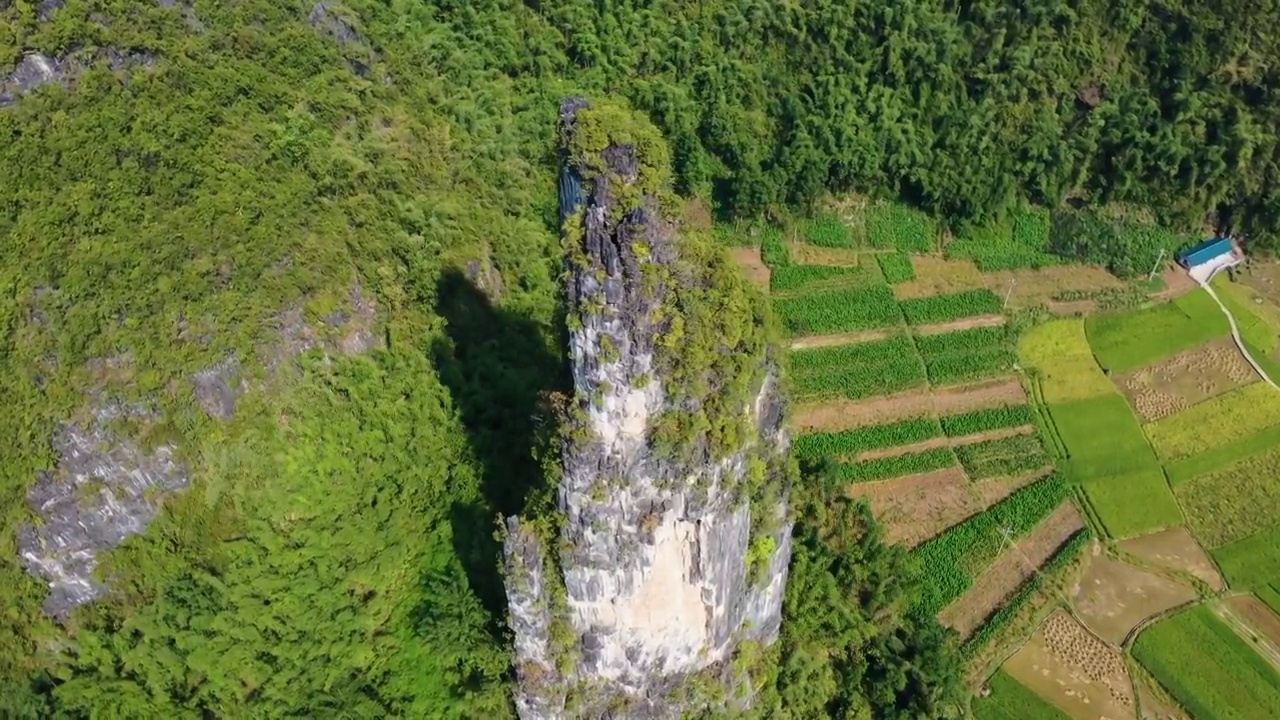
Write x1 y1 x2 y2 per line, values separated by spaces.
831 448 957 483
913 474 1069 615
900 289 1002 325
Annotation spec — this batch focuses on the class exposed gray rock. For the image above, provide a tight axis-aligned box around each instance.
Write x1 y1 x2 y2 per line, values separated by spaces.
504 99 792 719
308 2 377 78
156 0 205 32
36 0 63 22
1 48 157 108
17 401 190 619
0 52 82 107
269 280 381 370
193 355 244 421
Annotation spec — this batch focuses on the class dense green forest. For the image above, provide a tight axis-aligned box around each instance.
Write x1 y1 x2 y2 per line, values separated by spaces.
2 0 1278 716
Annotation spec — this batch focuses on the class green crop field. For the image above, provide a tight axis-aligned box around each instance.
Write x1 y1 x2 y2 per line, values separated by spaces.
1134 606 1280 720
1165 423 1280 485
789 335 927 400
946 207 1061 272
1019 319 1115 403
803 214 855 248
877 253 915 284
1214 525 1280 590
865 201 936 252
1178 447 1280 548
913 475 1069 615
769 264 867 292
774 285 903 336
955 434 1049 479
1049 394 1159 482
923 347 1017 386
900 289 1003 325
1144 383 1280 462
793 417 940 460
1085 291 1230 373
940 405 1035 436
915 326 1016 385
761 226 791 267
972 670 1069 720
1081 469 1182 539
830 448 957 483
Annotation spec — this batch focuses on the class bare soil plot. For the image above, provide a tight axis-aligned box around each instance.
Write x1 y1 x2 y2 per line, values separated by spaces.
1215 594 1280 673
730 246 770 288
915 313 1007 336
857 424 1034 462
848 467 1045 548
1155 265 1198 301
893 256 987 299
1116 338 1258 422
788 242 863 266
940 504 1084 637
793 377 1027 432
1118 527 1225 591
984 265 1126 310
1004 609 1137 720
789 329 890 350
1070 554 1197 645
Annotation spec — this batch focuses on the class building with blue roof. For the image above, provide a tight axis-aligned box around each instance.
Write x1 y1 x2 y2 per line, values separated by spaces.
1176 238 1234 270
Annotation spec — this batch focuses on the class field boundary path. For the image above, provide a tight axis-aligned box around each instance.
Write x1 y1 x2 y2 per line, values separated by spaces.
1198 274 1280 390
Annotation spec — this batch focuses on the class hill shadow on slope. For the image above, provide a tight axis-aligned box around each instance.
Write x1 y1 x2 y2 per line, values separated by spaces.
431 268 568 621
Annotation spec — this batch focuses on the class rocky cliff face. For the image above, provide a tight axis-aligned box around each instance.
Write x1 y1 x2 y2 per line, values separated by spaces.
503 99 793 718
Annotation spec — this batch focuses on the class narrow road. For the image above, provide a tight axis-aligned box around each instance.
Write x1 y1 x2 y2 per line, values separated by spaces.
1197 270 1280 390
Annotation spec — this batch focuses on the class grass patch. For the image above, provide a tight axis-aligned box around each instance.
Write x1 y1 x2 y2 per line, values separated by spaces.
774 285 902 336
1215 277 1280 354
1144 383 1280 462
831 448 957 483
1049 394 1160 482
1134 605 1280 720
900 288 1002 325
877 253 916 284
865 201 936 252
1019 319 1115 403
793 417 941 460
1081 469 1182 539
955 434 1049 479
1177 447 1280 548
913 474 1069 615
972 670 1070 720
1085 291 1230 373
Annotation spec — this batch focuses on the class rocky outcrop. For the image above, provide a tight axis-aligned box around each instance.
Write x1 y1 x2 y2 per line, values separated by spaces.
503 99 793 718
308 3 378 78
1 49 156 108
17 401 190 619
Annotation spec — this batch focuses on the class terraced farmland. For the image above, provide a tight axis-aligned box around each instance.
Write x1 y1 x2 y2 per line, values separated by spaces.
731 214 1280 720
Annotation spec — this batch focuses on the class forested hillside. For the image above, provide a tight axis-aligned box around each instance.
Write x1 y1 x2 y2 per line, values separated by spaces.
2 0 1277 717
